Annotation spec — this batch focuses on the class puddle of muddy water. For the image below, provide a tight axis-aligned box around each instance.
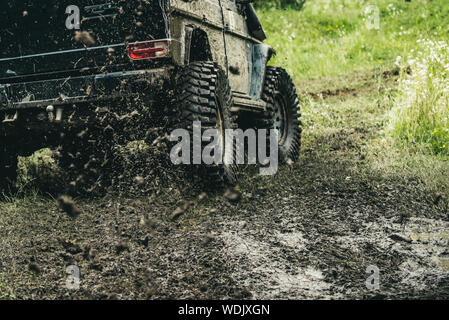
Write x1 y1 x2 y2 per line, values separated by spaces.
400 218 449 276
220 228 334 299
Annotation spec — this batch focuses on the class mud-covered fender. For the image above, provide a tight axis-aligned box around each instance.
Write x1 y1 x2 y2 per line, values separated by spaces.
249 43 274 100
169 23 213 66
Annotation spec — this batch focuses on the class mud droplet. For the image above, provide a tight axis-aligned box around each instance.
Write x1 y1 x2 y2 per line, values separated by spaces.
115 241 129 254
170 202 190 221
201 234 214 245
28 262 41 274
57 196 81 218
434 194 442 205
133 176 145 186
389 234 412 243
74 31 96 46
139 235 151 247
224 187 242 203
140 214 158 230
198 192 207 201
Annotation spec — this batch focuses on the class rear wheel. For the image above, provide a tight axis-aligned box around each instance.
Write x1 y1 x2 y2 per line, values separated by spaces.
174 61 238 186
260 67 302 162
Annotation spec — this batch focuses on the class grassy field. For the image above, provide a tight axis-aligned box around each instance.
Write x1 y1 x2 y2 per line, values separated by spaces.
259 0 449 80
259 0 449 198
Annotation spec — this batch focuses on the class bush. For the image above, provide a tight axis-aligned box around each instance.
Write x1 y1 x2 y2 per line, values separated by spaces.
254 0 306 10
389 39 449 156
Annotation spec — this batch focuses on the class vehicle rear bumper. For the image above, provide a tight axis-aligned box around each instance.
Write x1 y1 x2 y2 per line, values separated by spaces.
0 67 174 111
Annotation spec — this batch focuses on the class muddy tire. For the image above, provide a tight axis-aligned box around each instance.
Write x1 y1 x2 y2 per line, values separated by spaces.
0 143 18 193
260 67 302 162
174 61 238 186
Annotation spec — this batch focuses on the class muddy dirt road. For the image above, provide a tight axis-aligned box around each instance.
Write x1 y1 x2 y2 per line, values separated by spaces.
1 71 448 299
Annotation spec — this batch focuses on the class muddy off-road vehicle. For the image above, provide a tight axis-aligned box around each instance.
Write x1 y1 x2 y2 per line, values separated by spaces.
0 0 302 193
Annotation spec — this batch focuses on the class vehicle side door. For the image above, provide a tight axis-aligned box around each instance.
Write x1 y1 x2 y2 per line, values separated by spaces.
221 0 251 95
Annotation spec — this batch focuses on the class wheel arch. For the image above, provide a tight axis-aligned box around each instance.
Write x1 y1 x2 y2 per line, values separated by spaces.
184 26 213 64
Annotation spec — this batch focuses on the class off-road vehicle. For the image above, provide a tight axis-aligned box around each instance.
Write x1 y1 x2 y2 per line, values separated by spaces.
0 0 302 193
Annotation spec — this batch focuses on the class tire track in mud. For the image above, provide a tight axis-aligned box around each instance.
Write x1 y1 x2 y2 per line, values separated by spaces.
203 151 449 299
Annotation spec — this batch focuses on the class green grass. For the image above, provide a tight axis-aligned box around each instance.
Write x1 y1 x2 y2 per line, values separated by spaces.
258 0 449 198
388 39 449 156
259 0 449 156
258 0 449 80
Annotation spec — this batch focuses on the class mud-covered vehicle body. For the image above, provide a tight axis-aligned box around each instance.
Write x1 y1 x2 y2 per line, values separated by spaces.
0 0 301 192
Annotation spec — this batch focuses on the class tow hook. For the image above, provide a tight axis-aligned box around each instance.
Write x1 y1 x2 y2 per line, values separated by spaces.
2 110 18 123
47 105 55 121
56 107 63 122
46 105 64 122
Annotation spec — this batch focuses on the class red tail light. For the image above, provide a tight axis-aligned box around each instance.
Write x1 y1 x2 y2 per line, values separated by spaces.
126 40 170 60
